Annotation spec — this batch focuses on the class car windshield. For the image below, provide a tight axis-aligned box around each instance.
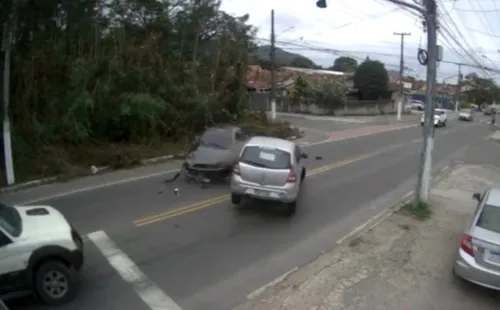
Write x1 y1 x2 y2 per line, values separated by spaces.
476 205 500 234
0 203 22 237
199 129 233 149
240 146 291 169
435 110 445 115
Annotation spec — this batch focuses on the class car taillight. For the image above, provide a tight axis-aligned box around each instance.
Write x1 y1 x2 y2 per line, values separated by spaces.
286 168 297 183
233 164 240 175
461 234 474 257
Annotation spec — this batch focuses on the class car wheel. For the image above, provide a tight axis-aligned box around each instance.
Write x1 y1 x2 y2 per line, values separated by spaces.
231 193 242 205
34 260 79 306
280 201 297 217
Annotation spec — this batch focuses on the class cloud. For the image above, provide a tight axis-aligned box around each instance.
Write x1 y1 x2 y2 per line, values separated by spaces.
220 0 500 82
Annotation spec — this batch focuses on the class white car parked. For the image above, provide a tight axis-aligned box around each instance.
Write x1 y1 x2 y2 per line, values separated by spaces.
458 109 474 121
421 109 447 127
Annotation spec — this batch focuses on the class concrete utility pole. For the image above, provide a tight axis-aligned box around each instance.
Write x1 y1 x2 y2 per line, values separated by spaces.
270 9 277 120
416 0 438 205
2 15 15 185
385 0 438 206
394 32 411 121
454 64 462 113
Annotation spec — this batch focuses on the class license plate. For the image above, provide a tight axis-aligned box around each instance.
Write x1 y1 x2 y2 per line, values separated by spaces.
486 251 500 264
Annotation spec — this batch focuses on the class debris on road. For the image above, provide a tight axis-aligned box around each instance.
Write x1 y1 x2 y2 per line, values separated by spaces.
235 163 500 310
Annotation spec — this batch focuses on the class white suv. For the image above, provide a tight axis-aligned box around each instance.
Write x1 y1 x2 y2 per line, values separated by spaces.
0 203 84 305
421 109 447 127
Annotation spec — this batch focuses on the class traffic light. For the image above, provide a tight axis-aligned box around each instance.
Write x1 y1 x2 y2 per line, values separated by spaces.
316 0 327 8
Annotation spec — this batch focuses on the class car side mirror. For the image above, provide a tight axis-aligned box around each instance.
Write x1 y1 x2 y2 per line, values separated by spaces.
301 153 308 159
472 193 481 202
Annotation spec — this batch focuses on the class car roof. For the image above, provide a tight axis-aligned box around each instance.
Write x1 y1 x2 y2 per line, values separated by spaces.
245 136 295 152
485 188 500 207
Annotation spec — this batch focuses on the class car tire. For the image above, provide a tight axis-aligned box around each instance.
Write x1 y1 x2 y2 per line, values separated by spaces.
231 193 242 205
34 260 79 306
281 201 297 217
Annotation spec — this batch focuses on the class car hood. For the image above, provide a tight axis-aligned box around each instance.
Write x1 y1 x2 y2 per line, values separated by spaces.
459 113 471 117
15 205 71 239
189 145 234 166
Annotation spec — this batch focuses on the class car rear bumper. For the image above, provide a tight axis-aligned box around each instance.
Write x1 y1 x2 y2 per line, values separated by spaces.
454 248 500 290
230 178 298 203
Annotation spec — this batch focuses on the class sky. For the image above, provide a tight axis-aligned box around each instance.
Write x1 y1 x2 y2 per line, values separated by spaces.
220 0 500 84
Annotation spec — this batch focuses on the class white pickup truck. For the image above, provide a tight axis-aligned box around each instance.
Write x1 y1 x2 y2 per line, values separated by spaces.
420 109 447 127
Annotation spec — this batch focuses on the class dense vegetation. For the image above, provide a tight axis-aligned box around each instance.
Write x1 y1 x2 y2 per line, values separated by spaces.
462 72 500 106
353 59 389 100
0 0 260 181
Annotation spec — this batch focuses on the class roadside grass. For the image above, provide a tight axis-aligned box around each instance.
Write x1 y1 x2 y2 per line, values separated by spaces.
399 201 432 220
0 116 300 186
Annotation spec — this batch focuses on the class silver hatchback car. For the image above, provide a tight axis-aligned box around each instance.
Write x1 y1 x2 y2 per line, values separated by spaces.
453 188 500 290
230 136 307 215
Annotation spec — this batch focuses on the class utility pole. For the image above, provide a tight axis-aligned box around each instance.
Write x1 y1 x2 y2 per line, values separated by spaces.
415 0 438 205
454 64 462 113
394 32 411 121
2 15 15 185
270 9 277 120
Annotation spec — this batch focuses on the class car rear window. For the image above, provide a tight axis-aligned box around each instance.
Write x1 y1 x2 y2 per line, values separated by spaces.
240 146 291 169
476 205 500 233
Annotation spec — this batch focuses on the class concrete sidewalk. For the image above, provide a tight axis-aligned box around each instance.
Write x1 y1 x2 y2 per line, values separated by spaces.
235 163 500 310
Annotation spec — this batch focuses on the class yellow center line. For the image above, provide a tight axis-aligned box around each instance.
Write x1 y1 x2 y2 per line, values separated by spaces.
133 140 417 227
134 195 230 226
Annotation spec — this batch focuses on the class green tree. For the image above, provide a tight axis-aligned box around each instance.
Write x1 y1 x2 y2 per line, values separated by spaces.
462 72 499 105
311 81 347 109
289 76 310 103
332 56 358 72
353 60 389 100
1 0 258 178
290 57 317 69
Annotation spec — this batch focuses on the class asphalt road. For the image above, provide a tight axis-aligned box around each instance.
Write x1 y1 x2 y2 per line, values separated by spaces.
4 115 494 310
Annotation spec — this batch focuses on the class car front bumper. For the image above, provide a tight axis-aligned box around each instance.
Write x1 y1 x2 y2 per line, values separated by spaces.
184 163 232 181
454 248 500 290
420 120 440 126
230 177 298 203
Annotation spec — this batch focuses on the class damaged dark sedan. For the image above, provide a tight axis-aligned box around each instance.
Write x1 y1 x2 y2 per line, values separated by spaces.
183 126 250 182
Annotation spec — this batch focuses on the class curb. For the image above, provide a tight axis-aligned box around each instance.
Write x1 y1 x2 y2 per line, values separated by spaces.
335 161 457 246
0 132 302 194
0 152 186 194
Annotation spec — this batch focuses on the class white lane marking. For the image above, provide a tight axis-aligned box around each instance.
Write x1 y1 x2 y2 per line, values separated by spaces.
16 168 180 205
0 300 9 310
87 230 184 310
15 125 414 203
246 267 299 300
14 119 468 204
